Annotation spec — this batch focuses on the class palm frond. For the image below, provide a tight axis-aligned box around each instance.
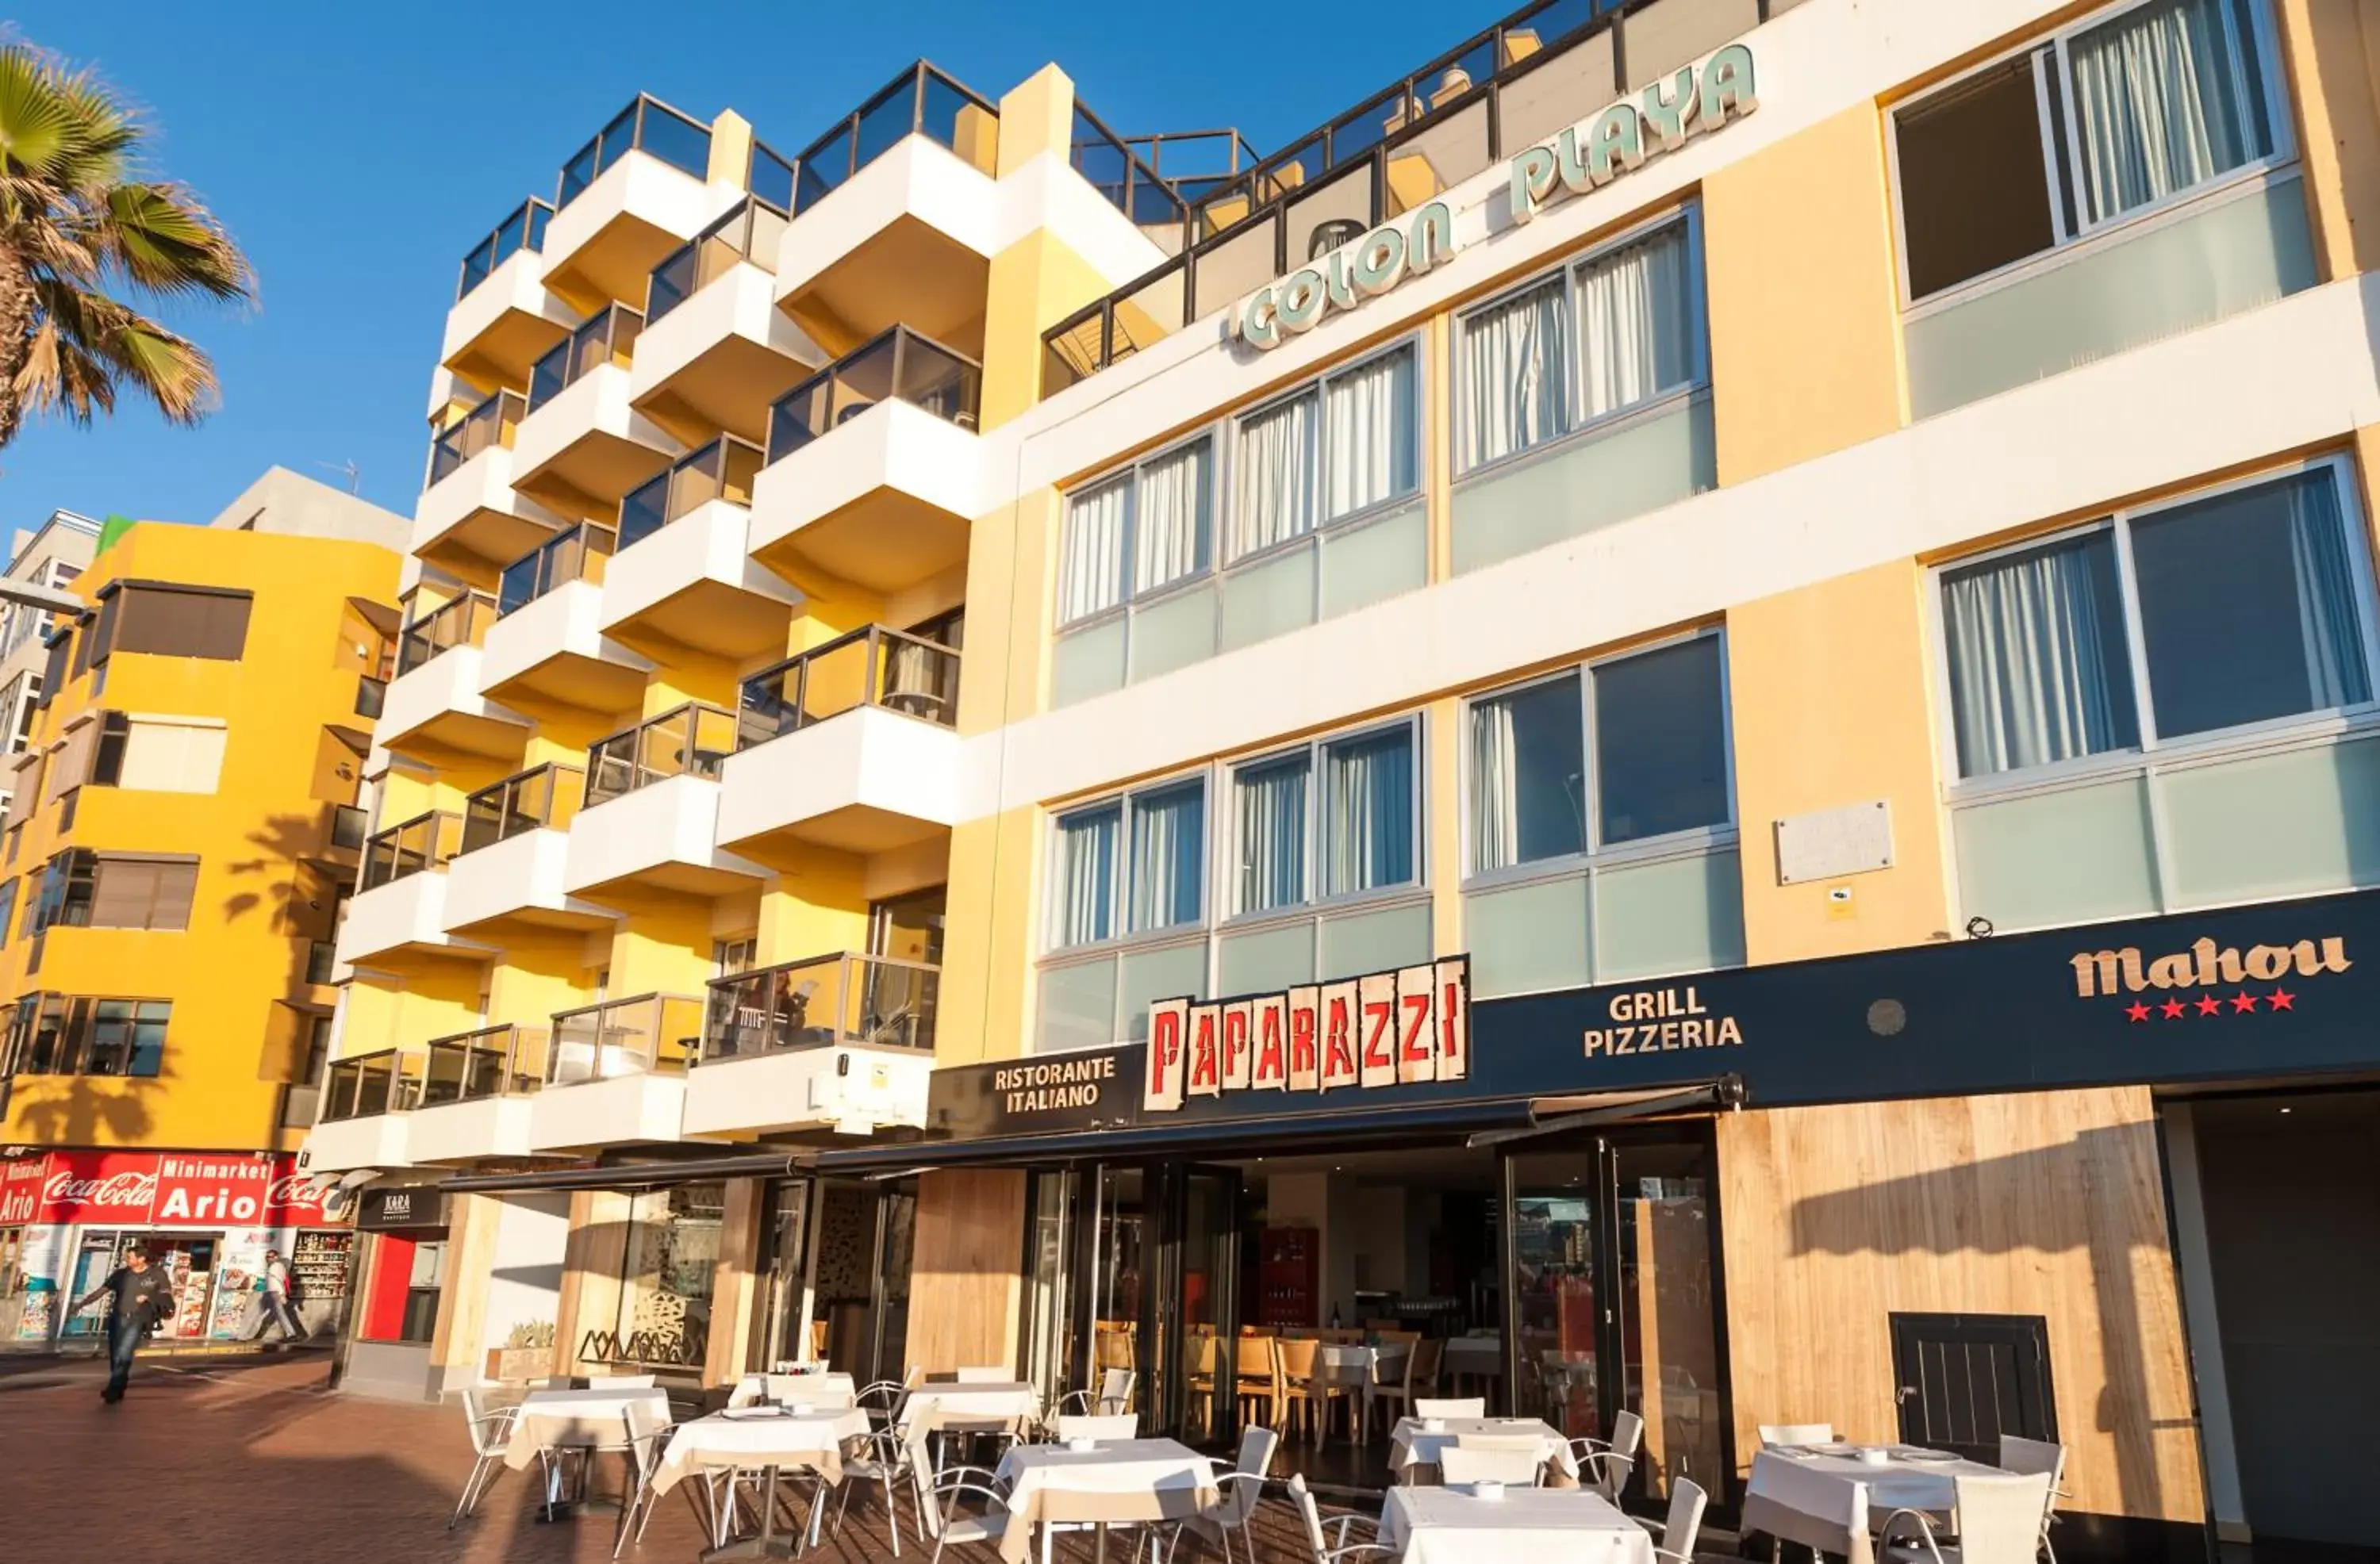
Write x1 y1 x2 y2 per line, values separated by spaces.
30 274 217 424
96 182 251 301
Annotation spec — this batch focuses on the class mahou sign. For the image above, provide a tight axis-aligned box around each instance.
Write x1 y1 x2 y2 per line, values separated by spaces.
1145 956 1470 1112
2 1150 336 1229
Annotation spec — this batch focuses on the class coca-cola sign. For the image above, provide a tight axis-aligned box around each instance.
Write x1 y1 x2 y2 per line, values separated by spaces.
11 1151 339 1228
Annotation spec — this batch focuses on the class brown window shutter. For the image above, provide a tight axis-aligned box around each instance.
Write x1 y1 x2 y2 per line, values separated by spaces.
44 721 95 803
114 586 252 660
87 857 197 930
150 859 198 930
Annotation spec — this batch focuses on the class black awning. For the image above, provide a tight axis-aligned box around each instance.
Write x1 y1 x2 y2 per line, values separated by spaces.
437 1150 810 1194
1464 1075 1745 1148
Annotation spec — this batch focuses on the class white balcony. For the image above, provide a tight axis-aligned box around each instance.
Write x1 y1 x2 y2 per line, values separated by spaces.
443 825 614 936
526 1073 693 1152
720 704 960 856
512 363 678 522
443 245 575 393
480 578 654 714
600 498 801 660
543 149 744 312
632 263 822 447
748 397 981 594
566 772 765 898
413 442 568 586
683 1043 931 1137
405 1096 536 1165
775 136 996 353
337 868 489 968
377 645 532 765
300 1110 410 1175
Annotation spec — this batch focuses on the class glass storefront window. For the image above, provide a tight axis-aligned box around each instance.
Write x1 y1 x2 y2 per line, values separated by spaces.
1091 1167 1145 1390
615 1183 724 1366
1611 1143 1725 1503
1510 1152 1601 1440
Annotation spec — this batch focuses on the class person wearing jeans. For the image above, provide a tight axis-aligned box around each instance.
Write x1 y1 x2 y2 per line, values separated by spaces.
73 1241 174 1403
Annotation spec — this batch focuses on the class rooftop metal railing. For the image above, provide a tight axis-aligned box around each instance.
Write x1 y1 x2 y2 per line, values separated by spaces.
701 951 939 1061
736 624 960 749
763 324 979 466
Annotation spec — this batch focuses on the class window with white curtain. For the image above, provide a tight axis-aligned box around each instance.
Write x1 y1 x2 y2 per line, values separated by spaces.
1467 635 1733 876
1227 343 1420 562
1893 0 2283 301
1940 465 2374 782
1457 217 1702 476
1056 437 1214 627
1232 721 1418 916
1050 777 1208 952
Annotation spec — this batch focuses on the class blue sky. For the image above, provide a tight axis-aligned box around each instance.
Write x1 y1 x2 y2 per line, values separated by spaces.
0 1 1488 535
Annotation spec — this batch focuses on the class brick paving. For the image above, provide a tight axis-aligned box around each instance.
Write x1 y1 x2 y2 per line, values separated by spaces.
0 1351 1367 1564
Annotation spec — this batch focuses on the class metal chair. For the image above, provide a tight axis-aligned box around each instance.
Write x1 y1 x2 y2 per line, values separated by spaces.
1285 1473 1395 1564
923 1463 1013 1564
1648 1476 1708 1564
835 1425 928 1557
1440 1443 1545 1485
613 1397 674 1558
1572 1408 1644 1501
1054 1413 1138 1441
1881 1471 2056 1564
1052 1366 1138 1418
1995 1438 2069 1564
1157 1424 1276 1564
860 1377 909 1431
447 1389 520 1528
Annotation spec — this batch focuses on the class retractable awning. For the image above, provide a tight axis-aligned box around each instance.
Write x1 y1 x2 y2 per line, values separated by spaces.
1463 1075 1745 1149
437 1150 811 1194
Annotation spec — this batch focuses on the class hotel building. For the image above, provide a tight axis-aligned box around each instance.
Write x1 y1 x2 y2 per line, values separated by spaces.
0 469 405 1345
310 0 2380 1553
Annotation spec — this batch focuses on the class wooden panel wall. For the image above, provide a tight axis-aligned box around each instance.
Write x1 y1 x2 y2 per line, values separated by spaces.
904 1167 1028 1374
704 1178 765 1385
556 1190 632 1372
1717 1088 2205 1524
428 1193 501 1374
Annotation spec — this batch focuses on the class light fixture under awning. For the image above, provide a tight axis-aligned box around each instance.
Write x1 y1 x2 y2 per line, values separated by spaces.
1464 1075 1745 1149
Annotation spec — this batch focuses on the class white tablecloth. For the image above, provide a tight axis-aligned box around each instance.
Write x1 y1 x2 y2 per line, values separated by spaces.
1389 1417 1580 1487
727 1370 859 1409
501 1386 673 1470
991 1439 1219 1564
900 1382 1041 1431
1380 1484 1652 1564
1742 1447 2002 1564
650 1406 871 1493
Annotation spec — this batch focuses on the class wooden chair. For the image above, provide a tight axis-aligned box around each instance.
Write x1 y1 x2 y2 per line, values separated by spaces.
1371 1337 1441 1429
1275 1336 1324 1444
1183 1336 1220 1441
1234 1335 1280 1428
1880 1472 2055 1564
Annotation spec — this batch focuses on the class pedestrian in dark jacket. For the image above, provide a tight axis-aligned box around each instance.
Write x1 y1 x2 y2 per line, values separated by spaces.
73 1241 173 1403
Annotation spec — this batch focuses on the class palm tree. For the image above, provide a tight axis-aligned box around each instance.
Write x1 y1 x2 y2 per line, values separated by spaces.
0 38 254 449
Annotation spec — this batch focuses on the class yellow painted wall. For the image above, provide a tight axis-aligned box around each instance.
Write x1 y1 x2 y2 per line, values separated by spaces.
1702 104 1907 485
0 523 401 1150
2275 0 2380 281
936 806 1038 1066
1725 562 1956 965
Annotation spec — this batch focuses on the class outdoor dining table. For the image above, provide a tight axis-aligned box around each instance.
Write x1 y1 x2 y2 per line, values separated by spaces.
1388 1416 1581 1487
990 1437 1220 1564
650 1405 873 1561
1380 1483 1653 1564
1442 1337 1504 1386
1741 1444 2006 1564
499 1385 675 1516
727 1370 860 1409
1315 1342 1409 1440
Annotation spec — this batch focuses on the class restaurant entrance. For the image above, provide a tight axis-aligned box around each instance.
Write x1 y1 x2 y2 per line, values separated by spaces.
1017 1121 1729 1507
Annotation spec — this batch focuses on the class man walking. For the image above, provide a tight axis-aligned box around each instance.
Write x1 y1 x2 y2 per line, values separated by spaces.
72 1241 174 1403
250 1248 305 1343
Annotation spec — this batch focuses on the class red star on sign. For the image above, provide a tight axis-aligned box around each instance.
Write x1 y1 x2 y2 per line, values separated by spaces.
2125 1002 2152 1022
2267 987 2295 1011
2195 995 2223 1018
2160 999 2186 1020
2231 991 2259 1014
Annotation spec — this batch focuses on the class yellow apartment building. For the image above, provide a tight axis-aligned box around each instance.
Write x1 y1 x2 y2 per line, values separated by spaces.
0 468 405 1347
312 0 2380 1553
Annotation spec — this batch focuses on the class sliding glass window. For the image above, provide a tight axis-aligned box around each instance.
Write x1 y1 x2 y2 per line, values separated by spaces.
1040 777 1210 1055
1939 459 2380 932
1463 633 1741 998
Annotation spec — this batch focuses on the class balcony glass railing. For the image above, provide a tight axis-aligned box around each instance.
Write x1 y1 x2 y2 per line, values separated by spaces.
458 197 555 299
703 952 939 1061
497 521 616 618
318 1048 426 1121
1044 0 1630 389
647 197 792 322
738 624 960 749
793 62 1000 215
528 303 644 413
359 811 463 891
764 326 980 466
396 591 500 675
547 993 704 1085
584 703 739 807
556 94 712 209
425 390 525 489
420 1023 550 1105
460 762 585 854
618 436 763 550
749 139 797 212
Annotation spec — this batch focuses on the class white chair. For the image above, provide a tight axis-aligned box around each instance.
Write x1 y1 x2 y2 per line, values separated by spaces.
1646 1476 1708 1564
1054 1413 1138 1441
613 1397 674 1558
1415 1397 1484 1419
1440 1443 1545 1486
1757 1422 1835 1447
1571 1408 1643 1502
954 1366 1010 1382
448 1390 520 1528
1054 1366 1137 1420
1996 1437 2069 1563
1881 1471 2054 1564
1157 1424 1276 1564
1286 1473 1395 1564
835 1425 927 1557
924 1463 1012 1564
